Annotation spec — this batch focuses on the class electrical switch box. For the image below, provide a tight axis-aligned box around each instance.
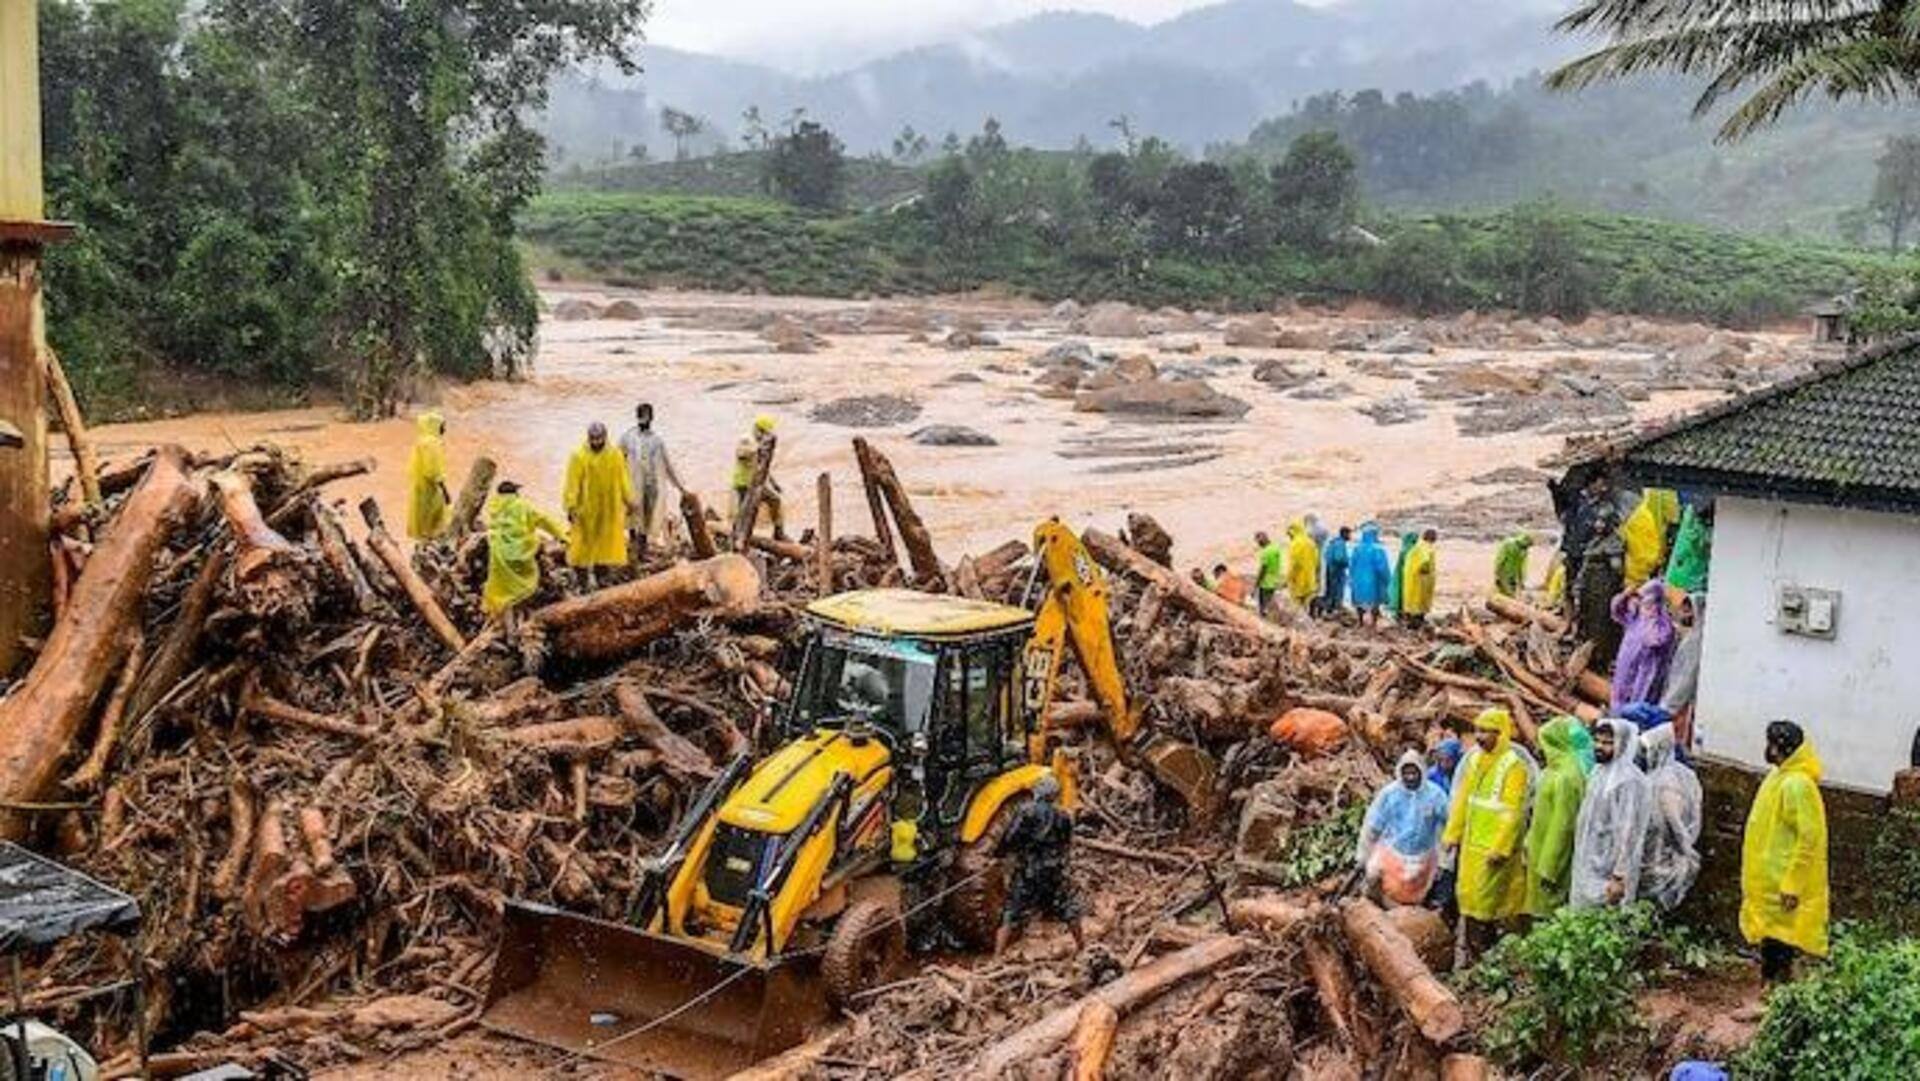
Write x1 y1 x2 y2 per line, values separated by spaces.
1777 585 1840 640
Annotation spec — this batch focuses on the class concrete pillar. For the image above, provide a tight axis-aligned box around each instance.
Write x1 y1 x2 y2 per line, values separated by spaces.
1 0 51 676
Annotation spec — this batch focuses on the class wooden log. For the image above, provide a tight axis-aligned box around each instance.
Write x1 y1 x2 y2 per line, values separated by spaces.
262 457 376 529
62 631 144 793
1397 654 1540 746
0 446 199 841
245 800 307 940
1082 528 1287 648
1068 999 1120 1081
1440 1053 1490 1081
971 539 1029 580
298 806 357 913
211 779 255 900
952 556 983 599
499 716 625 758
359 497 466 653
1575 669 1612 707
526 554 760 665
1227 896 1315 940
311 501 377 614
853 437 943 589
1461 619 1577 719
814 472 833 593
1485 592 1568 635
211 469 294 560
241 683 376 741
1302 933 1360 1048
747 535 812 563
1339 899 1465 1045
680 490 718 560
973 936 1248 1077
850 437 898 568
42 349 102 508
615 683 716 780
1384 904 1454 974
730 434 777 551
126 545 226 726
447 455 497 540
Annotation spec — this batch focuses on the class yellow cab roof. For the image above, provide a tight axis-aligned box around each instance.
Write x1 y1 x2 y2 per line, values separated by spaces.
806 589 1033 639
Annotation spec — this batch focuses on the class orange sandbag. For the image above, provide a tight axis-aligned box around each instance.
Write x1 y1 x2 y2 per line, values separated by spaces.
1268 708 1348 758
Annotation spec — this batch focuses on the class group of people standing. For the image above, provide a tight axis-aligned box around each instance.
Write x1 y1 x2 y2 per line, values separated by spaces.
1210 518 1439 628
403 402 781 631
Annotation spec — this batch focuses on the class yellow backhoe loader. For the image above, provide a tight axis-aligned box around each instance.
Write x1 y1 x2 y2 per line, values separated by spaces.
480 520 1215 1078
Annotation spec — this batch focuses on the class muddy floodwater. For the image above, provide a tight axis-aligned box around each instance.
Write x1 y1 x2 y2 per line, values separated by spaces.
87 287 1803 606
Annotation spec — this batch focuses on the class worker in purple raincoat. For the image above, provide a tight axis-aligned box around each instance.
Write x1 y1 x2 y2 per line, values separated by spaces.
1610 579 1676 712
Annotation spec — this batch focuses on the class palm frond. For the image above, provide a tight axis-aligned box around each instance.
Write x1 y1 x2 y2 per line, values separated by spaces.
1717 36 1920 139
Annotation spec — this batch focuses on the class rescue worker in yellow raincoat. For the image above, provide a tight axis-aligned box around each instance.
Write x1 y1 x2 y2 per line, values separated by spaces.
731 415 786 541
1741 720 1829 981
1400 528 1439 628
1620 488 1680 589
407 411 452 540
483 480 565 632
563 422 635 588
1443 708 1536 958
1285 520 1320 609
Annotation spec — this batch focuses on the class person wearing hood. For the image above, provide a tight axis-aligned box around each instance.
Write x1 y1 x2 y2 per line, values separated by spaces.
732 415 787 541
1320 526 1353 618
1570 718 1652 908
1428 737 1463 794
1350 524 1393 627
1741 721 1829 980
1359 750 1453 906
1573 503 1628 667
564 422 636 588
1659 594 1707 750
1621 488 1681 590
1388 530 1419 617
1286 520 1320 611
1493 531 1534 598
1611 579 1677 712
1525 717 1589 918
1639 723 1703 913
1664 503 1712 595
1443 708 1537 954
406 411 453 540
1400 529 1439 628
482 481 566 631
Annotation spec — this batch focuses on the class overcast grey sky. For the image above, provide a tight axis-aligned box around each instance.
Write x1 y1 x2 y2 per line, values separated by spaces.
647 0 1322 71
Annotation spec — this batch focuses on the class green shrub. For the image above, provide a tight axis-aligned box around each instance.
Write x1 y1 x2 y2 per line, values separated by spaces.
1463 902 1721 1068
1271 802 1366 889
1737 932 1920 1079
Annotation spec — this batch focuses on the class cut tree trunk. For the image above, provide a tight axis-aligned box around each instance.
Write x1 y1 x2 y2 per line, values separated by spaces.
850 438 898 569
62 631 144 793
1068 999 1120 1081
615 683 716 780
814 472 833 593
681 491 718 560
1083 528 1286 648
0 445 199 841
1227 896 1316 940
973 936 1247 1076
1302 932 1360 1049
262 458 375 529
526 554 760 665
1339 899 1465 1045
498 716 624 758
853 437 943 589
359 498 466 653
447 455 497 540
42 348 101 508
1485 592 1568 635
310 501 377 614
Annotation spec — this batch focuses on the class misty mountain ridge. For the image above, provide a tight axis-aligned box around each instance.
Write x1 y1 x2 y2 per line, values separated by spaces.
548 0 1585 160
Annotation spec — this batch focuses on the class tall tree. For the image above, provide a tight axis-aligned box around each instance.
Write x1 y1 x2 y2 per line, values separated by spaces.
1872 134 1920 252
1270 131 1359 252
1550 1 1920 140
660 106 706 160
765 120 847 210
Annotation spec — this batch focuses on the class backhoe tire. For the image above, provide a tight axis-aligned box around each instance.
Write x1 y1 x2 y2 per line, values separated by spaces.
822 897 905 1011
946 797 1026 951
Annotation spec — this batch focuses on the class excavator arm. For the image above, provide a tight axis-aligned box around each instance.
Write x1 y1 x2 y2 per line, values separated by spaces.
1024 519 1218 821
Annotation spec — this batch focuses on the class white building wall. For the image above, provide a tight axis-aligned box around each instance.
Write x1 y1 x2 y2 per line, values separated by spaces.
1695 496 1920 793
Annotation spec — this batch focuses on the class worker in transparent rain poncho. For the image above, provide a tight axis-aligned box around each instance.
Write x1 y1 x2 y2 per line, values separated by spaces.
1638 722 1703 912
1570 717 1651 908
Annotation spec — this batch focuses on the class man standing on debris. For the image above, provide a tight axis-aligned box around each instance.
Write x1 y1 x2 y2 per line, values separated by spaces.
1254 531 1283 618
1573 503 1627 667
1211 562 1250 607
1320 525 1352 618
1570 718 1651 908
1400 529 1438 628
1389 529 1418 618
1286 520 1320 612
732 415 787 541
1358 750 1451 906
619 402 684 563
1741 721 1829 981
1349 523 1392 627
1639 723 1703 912
1444 708 1535 956
563 421 635 589
407 411 453 540
1523 717 1587 919
1493 531 1533 598
484 480 566 632
994 772 1085 957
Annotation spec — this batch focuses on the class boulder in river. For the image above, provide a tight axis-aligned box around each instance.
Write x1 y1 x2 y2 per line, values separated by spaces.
1073 379 1252 420
910 425 998 447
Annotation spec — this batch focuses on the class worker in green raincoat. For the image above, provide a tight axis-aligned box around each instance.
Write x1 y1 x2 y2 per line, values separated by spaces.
1388 530 1418 615
407 411 452 540
483 481 566 630
1443 708 1536 957
1493 532 1533 597
1664 504 1712 594
1523 717 1588 917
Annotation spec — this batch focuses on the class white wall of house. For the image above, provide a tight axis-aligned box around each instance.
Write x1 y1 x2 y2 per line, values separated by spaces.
1695 495 1920 793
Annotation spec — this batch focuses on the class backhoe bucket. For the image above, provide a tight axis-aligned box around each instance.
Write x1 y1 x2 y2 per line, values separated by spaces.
1140 735 1220 827
481 900 831 1080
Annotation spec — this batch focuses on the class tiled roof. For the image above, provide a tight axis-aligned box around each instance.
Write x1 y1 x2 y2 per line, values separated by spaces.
1615 335 1920 512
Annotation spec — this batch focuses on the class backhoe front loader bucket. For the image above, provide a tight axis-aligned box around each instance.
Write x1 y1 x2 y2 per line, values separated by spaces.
481 901 831 1080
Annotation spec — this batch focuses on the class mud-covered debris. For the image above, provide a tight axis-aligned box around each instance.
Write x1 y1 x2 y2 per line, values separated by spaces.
811 394 924 428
